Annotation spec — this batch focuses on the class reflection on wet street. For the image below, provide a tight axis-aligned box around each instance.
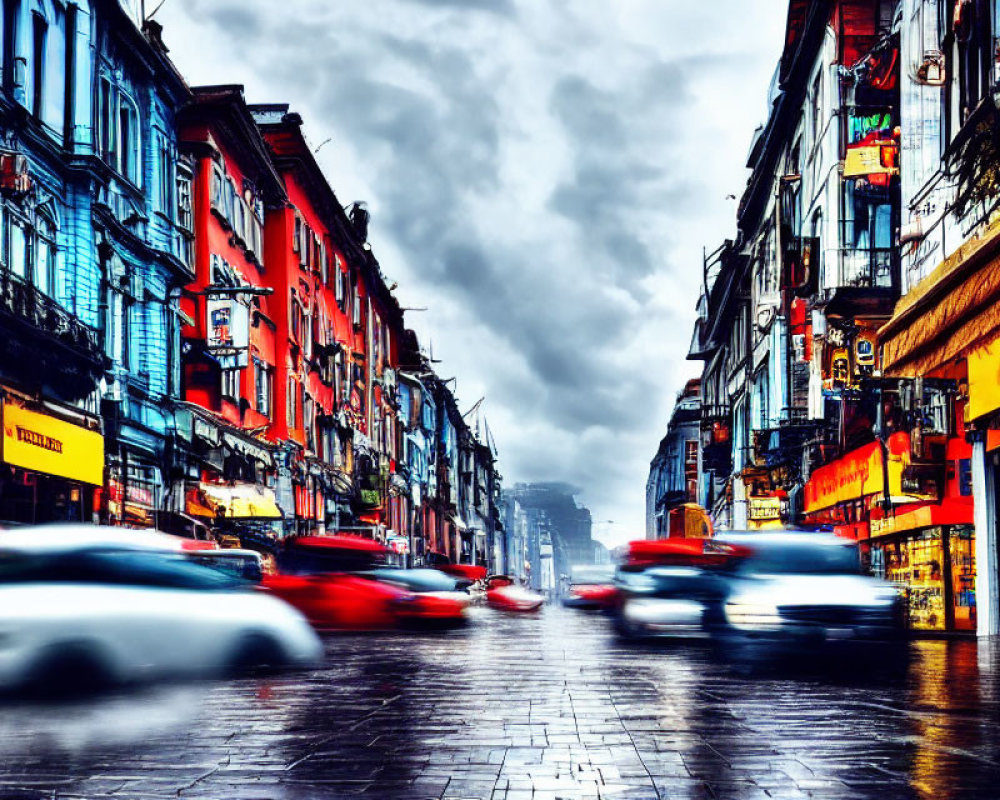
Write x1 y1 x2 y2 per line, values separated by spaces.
2 606 999 799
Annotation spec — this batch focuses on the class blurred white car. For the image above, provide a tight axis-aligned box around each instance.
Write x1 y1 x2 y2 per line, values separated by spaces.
0 525 322 693
717 532 904 642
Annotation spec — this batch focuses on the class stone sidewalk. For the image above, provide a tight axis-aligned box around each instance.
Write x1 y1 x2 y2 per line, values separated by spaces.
1 606 998 799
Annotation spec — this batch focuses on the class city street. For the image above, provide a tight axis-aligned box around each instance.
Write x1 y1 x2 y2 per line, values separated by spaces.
1 607 998 800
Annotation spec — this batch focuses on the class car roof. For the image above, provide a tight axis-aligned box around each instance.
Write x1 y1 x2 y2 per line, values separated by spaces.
715 531 855 548
288 535 387 553
0 524 196 554
189 548 262 560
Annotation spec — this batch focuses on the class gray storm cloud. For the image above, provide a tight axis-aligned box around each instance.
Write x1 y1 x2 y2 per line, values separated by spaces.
157 0 785 543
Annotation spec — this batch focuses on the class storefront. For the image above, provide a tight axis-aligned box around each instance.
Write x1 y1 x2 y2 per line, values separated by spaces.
0 394 103 524
867 500 976 632
173 402 282 542
880 219 1000 636
186 481 283 540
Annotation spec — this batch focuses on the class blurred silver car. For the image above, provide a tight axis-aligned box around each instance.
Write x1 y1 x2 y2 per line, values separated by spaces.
0 525 323 693
717 532 904 643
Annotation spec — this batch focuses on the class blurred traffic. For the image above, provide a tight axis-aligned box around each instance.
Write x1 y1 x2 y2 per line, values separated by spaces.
0 522 917 699
0 524 322 696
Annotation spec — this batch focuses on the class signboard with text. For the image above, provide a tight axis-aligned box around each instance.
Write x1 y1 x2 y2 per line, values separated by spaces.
2 400 103 485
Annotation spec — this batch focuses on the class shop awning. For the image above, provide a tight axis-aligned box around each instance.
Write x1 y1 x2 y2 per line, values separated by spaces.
187 483 283 520
880 219 1000 378
448 514 469 532
869 498 974 538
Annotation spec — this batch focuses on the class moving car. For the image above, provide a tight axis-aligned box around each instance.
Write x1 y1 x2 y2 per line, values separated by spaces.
362 568 472 624
0 525 322 693
185 548 266 583
562 565 617 610
435 563 487 584
613 539 736 638
716 531 905 646
263 572 410 630
485 575 545 613
263 535 413 630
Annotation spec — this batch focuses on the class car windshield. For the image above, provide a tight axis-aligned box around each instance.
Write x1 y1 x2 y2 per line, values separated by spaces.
570 566 614 584
0 548 249 590
739 543 861 575
365 568 460 593
187 553 263 583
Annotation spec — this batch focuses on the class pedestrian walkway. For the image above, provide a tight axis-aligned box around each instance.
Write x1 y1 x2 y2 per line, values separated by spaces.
0 607 997 799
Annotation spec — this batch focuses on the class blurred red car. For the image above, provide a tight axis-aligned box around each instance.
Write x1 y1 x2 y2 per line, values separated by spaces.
363 568 471 625
263 573 408 630
562 565 617 610
485 575 544 613
435 563 487 583
263 535 404 630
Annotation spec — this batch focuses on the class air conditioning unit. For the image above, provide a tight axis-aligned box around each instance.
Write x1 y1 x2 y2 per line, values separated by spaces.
0 150 31 196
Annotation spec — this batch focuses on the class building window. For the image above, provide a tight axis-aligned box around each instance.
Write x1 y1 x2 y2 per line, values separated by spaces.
155 132 173 216
99 77 115 163
255 359 273 417
176 170 192 232
221 368 240 402
7 213 28 279
287 376 298 429
304 395 315 452
118 93 139 184
335 254 345 307
106 288 125 365
35 210 56 296
2 1 21 97
31 12 46 118
210 164 224 213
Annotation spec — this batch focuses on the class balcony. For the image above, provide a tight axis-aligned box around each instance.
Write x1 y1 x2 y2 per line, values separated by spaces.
0 270 105 400
823 196 900 317
752 416 825 470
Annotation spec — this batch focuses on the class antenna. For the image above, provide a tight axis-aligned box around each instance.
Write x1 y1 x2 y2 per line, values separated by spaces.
143 0 168 21
462 396 485 420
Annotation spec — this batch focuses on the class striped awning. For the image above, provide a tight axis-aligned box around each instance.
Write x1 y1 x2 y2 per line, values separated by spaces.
880 220 1000 377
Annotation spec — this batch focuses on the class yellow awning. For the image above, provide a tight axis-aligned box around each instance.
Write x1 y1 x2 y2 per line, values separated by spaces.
968 332 1000 421
880 219 1000 377
190 483 283 520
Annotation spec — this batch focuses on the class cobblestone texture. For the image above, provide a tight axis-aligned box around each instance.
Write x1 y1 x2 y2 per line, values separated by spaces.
1 606 999 799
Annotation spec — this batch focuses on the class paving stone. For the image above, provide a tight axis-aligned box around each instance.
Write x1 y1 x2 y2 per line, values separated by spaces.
0 608 996 798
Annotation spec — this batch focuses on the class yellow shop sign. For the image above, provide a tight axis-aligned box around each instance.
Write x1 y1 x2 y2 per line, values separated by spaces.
968 332 1000 422
2 400 103 485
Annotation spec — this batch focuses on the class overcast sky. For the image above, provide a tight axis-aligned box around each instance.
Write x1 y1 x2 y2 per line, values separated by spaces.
152 0 786 547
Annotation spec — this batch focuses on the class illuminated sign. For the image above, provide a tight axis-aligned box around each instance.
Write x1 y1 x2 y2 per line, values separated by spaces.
805 441 884 513
748 496 783 521
804 434 934 513
2 400 103 485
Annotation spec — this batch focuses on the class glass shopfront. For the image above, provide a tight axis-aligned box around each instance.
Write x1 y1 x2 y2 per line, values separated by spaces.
870 525 976 632
950 525 976 632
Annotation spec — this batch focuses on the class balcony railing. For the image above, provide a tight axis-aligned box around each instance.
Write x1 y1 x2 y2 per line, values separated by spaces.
0 270 102 362
834 220 898 290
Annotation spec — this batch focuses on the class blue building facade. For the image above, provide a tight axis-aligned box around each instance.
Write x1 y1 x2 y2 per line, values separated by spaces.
0 0 107 523
89 4 190 528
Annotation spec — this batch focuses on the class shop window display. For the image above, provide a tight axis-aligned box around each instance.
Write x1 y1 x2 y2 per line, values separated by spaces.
950 526 976 631
881 529 946 631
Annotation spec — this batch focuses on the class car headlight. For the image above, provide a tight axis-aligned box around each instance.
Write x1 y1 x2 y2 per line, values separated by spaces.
725 601 781 627
623 574 657 594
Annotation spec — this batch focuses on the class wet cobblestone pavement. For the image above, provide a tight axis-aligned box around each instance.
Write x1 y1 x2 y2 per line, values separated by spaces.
2 606 1000 799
